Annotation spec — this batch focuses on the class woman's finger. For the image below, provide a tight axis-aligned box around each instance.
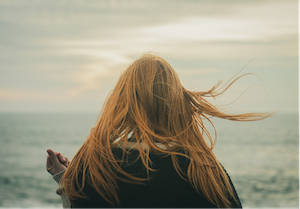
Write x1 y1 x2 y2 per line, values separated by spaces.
46 155 54 171
47 149 61 165
57 153 70 167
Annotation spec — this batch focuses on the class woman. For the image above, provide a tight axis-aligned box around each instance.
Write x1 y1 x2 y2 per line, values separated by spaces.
46 53 271 208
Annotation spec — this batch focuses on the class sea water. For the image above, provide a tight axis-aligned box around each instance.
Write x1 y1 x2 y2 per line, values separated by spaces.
0 112 298 208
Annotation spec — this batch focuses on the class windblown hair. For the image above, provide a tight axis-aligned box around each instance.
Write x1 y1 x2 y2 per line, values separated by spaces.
61 53 271 208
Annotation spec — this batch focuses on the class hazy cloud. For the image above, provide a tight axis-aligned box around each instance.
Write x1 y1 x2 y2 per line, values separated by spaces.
0 0 297 112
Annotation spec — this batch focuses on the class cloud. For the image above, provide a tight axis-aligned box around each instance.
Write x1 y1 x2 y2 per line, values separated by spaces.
48 0 297 65
133 1 296 43
0 0 297 112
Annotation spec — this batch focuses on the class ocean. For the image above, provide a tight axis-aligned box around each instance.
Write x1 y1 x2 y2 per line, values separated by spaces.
0 112 298 208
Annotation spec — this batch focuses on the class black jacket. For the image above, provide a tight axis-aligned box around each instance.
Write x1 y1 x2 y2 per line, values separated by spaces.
71 147 242 208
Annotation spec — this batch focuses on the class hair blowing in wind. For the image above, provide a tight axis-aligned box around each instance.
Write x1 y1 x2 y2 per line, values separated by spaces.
60 53 271 208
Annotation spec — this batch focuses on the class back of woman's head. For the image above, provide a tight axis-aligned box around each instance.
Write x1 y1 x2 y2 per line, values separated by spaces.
109 53 193 143
62 53 272 208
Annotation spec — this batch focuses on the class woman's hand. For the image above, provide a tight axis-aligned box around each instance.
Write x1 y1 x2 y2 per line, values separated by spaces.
46 149 70 176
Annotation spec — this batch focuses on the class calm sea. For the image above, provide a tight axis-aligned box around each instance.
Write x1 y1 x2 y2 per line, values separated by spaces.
0 112 298 208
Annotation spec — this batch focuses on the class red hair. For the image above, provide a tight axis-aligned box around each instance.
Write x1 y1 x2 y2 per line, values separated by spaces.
61 53 271 208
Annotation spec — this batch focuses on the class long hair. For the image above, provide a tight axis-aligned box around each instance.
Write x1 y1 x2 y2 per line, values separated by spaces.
61 53 271 208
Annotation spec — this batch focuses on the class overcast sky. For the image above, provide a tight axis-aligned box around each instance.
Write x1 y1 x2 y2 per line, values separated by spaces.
0 0 298 113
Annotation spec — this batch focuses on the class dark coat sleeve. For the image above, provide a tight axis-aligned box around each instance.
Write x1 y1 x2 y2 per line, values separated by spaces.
220 164 243 208
69 168 111 208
